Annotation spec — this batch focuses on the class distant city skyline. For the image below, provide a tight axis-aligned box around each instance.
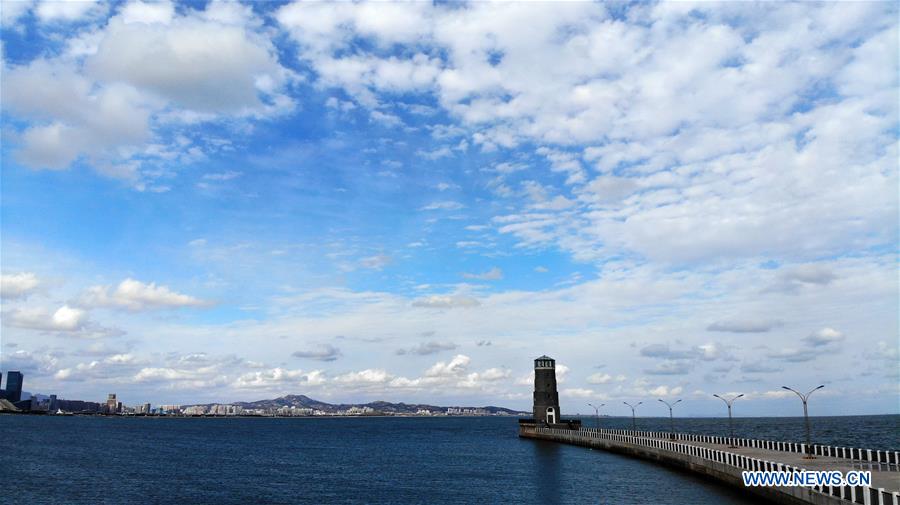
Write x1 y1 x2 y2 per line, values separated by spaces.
1 1 897 416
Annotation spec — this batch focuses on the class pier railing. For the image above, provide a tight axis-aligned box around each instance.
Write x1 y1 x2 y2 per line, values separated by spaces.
521 425 900 505
583 427 900 468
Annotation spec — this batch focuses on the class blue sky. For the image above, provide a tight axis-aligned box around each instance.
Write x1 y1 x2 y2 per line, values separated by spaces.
1 1 897 417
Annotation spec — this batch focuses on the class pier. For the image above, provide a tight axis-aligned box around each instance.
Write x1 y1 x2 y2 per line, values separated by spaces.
519 355 899 505
518 424 900 505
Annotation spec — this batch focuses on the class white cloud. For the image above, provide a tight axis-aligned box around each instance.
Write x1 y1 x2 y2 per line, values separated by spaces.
741 362 783 374
644 360 692 376
411 295 480 309
35 0 106 23
119 0 175 25
274 2 896 266
461 267 503 281
425 354 470 377
292 344 342 362
3 305 88 332
421 200 464 211
2 1 295 187
334 368 392 385
417 146 453 160
561 387 598 399
1 0 35 27
80 278 209 311
1 272 41 299
86 11 290 114
707 319 783 333
648 385 683 398
587 373 613 384
803 327 844 347
233 368 326 389
765 348 820 363
359 254 392 270
396 341 457 356
202 170 242 181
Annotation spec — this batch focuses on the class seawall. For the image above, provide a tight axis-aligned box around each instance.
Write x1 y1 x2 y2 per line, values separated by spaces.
519 424 899 505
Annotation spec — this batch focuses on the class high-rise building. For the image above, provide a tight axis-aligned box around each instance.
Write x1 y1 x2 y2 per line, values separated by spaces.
6 371 24 403
49 394 59 411
532 356 560 425
106 393 118 414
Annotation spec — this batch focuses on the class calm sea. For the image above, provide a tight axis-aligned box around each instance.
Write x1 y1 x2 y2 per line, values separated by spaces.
1 415 897 504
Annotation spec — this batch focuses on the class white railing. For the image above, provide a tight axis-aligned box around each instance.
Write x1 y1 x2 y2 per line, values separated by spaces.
578 427 900 469
520 425 900 505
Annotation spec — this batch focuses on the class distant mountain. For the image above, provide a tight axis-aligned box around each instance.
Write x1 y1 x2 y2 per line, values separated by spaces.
193 394 526 415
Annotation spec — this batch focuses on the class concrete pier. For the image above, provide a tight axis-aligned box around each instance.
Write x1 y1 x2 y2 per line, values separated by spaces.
519 424 900 505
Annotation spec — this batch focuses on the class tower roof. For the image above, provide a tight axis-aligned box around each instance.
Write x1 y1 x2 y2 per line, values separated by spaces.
535 355 554 361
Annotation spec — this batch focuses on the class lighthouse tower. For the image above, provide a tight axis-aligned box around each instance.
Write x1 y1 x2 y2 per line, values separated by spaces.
532 355 561 425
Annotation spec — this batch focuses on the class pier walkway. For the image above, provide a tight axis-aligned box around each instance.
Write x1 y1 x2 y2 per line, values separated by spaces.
519 424 900 505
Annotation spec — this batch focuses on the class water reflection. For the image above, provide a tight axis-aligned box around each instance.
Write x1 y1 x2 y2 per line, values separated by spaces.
532 440 562 503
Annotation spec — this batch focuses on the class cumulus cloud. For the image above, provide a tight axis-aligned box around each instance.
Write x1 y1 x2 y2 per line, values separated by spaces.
1 272 41 299
561 388 598 399
1 0 35 27
461 267 503 281
334 368 392 385
202 170 242 181
424 354 470 377
86 5 291 114
4 305 88 332
395 341 458 356
411 295 480 309
80 278 209 311
587 373 626 385
359 254 392 270
2 0 295 187
647 385 683 398
292 344 342 362
765 348 821 363
803 327 844 347
54 353 144 382
420 200 465 211
644 360 693 376
707 319 783 333
233 368 326 389
766 265 839 293
35 0 107 23
639 342 725 362
0 348 61 378
740 362 784 374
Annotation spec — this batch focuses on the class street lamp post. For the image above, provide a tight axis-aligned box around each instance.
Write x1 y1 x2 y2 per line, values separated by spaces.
782 385 825 459
713 393 744 448
623 401 642 430
587 403 604 429
658 399 682 439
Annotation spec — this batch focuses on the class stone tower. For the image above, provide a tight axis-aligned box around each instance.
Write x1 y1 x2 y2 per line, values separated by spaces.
533 355 561 425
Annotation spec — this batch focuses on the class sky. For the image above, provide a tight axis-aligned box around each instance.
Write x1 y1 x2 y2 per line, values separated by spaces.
0 0 897 417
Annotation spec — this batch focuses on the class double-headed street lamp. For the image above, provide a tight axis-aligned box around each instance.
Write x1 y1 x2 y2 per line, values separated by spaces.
587 403 604 429
713 393 744 448
658 399 681 439
782 385 825 459
623 401 642 430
